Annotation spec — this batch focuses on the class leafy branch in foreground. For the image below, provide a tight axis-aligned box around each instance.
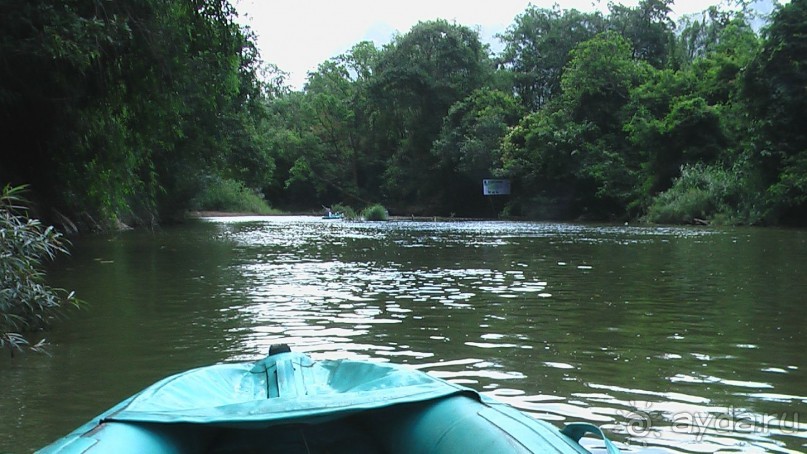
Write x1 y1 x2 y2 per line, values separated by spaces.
0 185 80 356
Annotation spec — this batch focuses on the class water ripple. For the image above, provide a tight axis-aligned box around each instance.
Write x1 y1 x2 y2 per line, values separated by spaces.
200 216 806 453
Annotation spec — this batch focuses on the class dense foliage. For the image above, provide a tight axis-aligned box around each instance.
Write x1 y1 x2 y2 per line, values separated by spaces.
1 186 79 354
2 0 806 225
1 0 271 229
262 0 805 224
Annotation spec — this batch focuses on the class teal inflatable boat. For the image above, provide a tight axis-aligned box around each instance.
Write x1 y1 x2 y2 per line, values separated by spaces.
39 346 620 453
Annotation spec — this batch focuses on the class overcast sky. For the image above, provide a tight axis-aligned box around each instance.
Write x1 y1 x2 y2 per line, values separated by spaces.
234 0 733 90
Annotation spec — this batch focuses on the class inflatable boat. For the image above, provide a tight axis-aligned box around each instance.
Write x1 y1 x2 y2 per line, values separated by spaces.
39 345 620 453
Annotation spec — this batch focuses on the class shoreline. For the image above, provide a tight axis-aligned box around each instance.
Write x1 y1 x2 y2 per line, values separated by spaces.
188 210 315 218
188 210 507 222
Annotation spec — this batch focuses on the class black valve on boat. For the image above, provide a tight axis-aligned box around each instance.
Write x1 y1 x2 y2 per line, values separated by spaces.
268 343 292 356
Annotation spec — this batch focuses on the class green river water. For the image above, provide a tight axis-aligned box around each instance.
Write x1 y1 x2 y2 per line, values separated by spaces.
1 216 805 453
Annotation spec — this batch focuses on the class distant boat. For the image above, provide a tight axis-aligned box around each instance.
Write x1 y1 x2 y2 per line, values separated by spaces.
39 346 620 453
322 212 343 220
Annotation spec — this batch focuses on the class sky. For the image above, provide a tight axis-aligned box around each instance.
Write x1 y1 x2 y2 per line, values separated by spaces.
234 0 733 90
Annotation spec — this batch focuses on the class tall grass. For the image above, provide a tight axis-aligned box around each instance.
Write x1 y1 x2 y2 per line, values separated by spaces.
1 185 81 355
361 204 388 221
193 178 278 214
645 164 761 225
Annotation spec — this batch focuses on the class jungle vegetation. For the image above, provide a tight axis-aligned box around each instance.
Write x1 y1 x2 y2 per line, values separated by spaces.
2 0 807 227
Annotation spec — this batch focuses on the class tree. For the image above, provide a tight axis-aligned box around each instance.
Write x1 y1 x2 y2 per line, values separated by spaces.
500 106 591 218
0 0 271 228
743 0 807 223
302 42 381 206
674 12 759 104
368 20 492 212
500 32 649 219
498 6 606 111
625 70 727 197
607 0 675 68
561 32 647 131
432 88 524 214
263 91 325 208
655 97 725 187
0 0 140 226
674 7 735 65
261 42 382 210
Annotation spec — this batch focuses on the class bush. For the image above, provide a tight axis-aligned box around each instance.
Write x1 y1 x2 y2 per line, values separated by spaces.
645 163 760 225
192 177 278 215
361 204 389 221
1 185 80 355
646 186 712 224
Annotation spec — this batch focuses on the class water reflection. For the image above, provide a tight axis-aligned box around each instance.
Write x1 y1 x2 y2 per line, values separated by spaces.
200 216 806 453
2 216 805 453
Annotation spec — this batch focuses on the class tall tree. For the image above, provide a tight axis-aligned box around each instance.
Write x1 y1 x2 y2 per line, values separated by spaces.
263 92 324 208
498 6 606 111
561 31 646 131
673 7 736 66
608 0 676 68
368 20 492 212
0 0 269 228
743 0 807 223
432 88 523 214
688 14 758 104
301 42 380 206
500 32 650 219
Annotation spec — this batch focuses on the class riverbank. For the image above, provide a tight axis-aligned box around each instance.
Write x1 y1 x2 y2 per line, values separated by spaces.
188 210 504 222
187 210 314 218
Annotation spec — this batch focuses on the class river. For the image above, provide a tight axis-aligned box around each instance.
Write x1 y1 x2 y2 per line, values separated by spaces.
1 216 805 453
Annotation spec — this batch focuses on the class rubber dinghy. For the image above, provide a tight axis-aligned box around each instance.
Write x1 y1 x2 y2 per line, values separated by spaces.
39 345 620 453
